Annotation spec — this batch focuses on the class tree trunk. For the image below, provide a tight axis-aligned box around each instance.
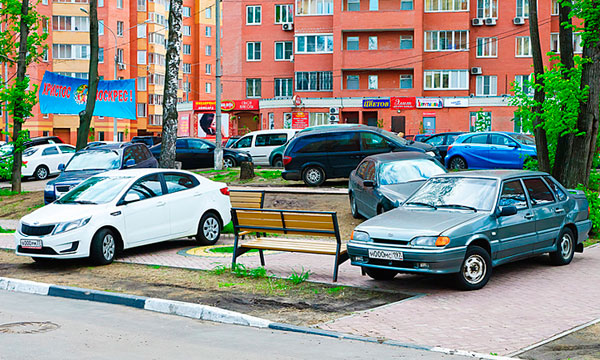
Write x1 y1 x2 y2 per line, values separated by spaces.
10 0 31 193
76 0 99 151
528 0 551 173
159 0 182 169
552 0 575 184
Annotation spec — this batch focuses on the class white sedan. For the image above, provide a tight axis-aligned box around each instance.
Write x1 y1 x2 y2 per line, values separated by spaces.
22 144 76 180
15 169 231 264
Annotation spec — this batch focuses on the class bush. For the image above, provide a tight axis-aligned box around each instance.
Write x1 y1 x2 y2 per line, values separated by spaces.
577 186 600 236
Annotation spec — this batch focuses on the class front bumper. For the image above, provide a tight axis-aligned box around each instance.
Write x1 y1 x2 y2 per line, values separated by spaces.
282 169 301 181
347 241 466 274
14 226 92 259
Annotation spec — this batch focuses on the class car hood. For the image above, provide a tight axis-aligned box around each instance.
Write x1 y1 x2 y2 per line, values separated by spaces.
48 169 106 186
224 148 251 157
20 203 108 226
404 141 434 152
355 207 485 240
378 182 425 203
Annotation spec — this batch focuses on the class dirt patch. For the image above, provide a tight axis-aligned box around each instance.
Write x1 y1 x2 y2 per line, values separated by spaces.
197 168 349 188
0 191 43 219
521 321 600 360
0 249 408 325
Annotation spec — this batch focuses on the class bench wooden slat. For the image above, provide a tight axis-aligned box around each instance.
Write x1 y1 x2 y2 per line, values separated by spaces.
241 239 346 255
230 190 265 209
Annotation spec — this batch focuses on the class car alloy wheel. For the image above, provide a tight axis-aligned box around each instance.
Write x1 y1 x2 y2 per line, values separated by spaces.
350 193 360 219
196 212 222 246
303 166 325 186
35 166 49 180
560 233 573 259
550 228 575 265
450 157 467 170
102 234 116 261
203 217 219 242
462 254 486 285
223 157 236 168
90 228 117 265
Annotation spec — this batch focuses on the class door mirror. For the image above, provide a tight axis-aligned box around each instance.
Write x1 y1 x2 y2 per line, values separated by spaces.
123 192 142 204
58 163 65 171
124 159 135 168
363 180 375 188
497 205 517 217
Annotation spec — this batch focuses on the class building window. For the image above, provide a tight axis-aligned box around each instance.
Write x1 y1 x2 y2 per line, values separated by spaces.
295 71 333 91
309 113 328 126
52 44 92 59
476 75 497 96
246 78 261 98
99 48 104 62
400 74 413 89
476 0 497 18
137 103 147 117
183 44 191 55
369 0 378 11
275 4 294 23
425 30 468 51
516 36 532 57
514 74 533 95
206 64 212 74
138 77 147 91
183 6 191 17
149 115 163 126
347 36 359 50
117 48 124 63
117 0 123 8
138 0 146 11
137 50 146 64
347 75 359 90
400 0 413 10
552 0 559 15
117 21 124 36
206 7 212 18
98 131 105 140
400 35 413 49
148 52 166 66
98 20 104 35
516 0 529 18
275 41 293 60
206 82 212 93
368 36 377 50
205 26 212 37
574 33 583 53
137 24 146 38
368 75 378 89
42 0 47 4
41 48 48 61
296 34 333 53
274 78 293 97
469 112 492 132
52 16 89 31
476 37 497 57
183 26 191 36
247 6 261 24
425 0 467 12
42 18 49 33
347 0 359 11
246 42 261 61
149 32 166 46
205 45 212 56
296 0 333 15
424 70 469 90
183 63 191 73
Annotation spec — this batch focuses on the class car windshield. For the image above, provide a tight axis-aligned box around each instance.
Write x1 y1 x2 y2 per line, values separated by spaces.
57 176 133 205
512 133 535 145
405 177 498 211
379 159 447 185
0 144 13 156
65 150 121 171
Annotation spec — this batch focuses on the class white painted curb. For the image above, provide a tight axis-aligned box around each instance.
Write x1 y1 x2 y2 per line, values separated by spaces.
431 347 520 360
144 298 272 328
0 276 50 295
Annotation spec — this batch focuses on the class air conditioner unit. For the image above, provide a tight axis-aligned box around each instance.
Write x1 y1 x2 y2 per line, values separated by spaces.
118 63 126 70
513 17 525 25
282 23 294 31
485 18 497 25
471 67 483 75
471 18 483 26
329 114 339 123
329 107 339 115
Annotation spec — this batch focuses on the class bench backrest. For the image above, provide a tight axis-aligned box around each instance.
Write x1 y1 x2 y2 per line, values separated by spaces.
232 208 341 242
229 190 265 209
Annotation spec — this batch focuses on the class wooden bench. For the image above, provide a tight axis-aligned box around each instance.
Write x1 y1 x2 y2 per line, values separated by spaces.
231 208 349 282
229 190 265 209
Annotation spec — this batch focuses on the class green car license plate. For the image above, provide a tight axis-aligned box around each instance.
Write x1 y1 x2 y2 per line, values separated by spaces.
368 249 403 261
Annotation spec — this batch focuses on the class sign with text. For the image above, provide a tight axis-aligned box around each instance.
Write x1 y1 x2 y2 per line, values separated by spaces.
416 98 443 109
38 71 136 120
390 97 416 110
444 98 469 107
193 99 259 111
362 98 390 109
292 112 309 129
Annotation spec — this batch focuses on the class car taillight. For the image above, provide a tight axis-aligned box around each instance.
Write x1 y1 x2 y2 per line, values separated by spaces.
283 156 292 166
22 161 27 165
447 145 453 152
220 187 230 196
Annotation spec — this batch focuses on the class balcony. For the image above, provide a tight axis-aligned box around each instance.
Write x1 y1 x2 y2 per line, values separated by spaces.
338 10 417 31
340 49 419 70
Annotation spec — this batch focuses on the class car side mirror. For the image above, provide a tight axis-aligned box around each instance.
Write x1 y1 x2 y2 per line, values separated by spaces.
363 180 375 188
509 143 520 148
58 163 65 171
125 159 135 168
497 205 517 217
123 192 141 204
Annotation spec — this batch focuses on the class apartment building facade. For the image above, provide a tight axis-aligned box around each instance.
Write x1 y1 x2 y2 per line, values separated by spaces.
222 0 570 136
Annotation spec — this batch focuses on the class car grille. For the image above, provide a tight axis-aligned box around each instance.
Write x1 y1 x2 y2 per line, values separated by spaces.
372 238 409 246
55 185 71 193
368 259 415 268
21 223 55 236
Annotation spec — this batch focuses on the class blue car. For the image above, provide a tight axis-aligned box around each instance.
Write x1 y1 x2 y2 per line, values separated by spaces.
445 132 536 170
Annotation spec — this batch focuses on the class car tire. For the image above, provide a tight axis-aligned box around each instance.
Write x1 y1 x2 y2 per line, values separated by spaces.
449 156 467 170
89 228 117 266
549 227 575 266
364 267 398 281
196 212 222 246
302 166 325 187
455 245 492 291
34 165 49 180
350 193 361 219
273 157 283 168
223 157 236 168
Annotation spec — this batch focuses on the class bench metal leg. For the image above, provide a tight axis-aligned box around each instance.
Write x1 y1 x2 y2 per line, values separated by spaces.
258 250 265 266
333 252 350 283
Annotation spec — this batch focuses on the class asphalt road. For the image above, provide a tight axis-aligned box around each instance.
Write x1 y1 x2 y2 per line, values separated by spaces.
0 290 474 360
0 178 49 192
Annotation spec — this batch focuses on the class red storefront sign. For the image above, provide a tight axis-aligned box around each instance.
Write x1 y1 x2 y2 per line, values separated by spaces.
390 97 416 110
193 99 259 111
292 111 309 129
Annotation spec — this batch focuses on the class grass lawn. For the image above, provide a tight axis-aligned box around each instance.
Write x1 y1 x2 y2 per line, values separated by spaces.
197 167 286 186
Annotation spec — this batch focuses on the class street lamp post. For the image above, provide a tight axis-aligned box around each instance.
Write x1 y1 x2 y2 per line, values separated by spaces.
214 0 223 170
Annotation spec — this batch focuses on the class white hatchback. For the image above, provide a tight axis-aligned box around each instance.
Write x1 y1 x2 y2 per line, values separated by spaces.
15 168 231 264
22 144 76 180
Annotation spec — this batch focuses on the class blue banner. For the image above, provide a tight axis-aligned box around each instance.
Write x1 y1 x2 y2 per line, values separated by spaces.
362 98 390 109
39 71 136 120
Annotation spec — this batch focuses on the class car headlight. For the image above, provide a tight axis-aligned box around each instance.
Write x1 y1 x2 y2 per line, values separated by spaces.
411 236 450 247
53 217 91 235
45 184 54 193
425 151 436 157
351 230 371 242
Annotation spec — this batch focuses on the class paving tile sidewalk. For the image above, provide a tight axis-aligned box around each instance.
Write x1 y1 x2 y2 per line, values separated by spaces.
2 233 599 356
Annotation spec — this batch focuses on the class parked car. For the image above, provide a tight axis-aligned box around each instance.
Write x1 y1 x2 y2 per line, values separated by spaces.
150 137 252 169
16 169 231 264
0 136 64 160
131 136 162 147
84 141 119 150
282 126 441 186
423 132 465 160
349 152 447 219
347 170 591 290
229 129 298 166
414 134 432 142
44 143 158 204
21 144 76 180
445 132 536 170
224 136 241 148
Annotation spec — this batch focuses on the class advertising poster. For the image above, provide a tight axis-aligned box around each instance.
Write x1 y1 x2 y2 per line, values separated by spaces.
198 113 230 138
178 114 190 136
283 113 292 129
292 112 309 129
390 97 416 110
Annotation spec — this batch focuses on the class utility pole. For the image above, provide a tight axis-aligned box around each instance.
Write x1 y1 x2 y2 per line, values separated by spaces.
214 0 223 170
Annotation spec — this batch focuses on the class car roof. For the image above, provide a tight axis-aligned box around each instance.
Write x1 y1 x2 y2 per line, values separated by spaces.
83 142 137 151
28 143 64 149
101 168 195 178
436 169 549 180
364 151 433 163
295 125 385 137
240 129 298 136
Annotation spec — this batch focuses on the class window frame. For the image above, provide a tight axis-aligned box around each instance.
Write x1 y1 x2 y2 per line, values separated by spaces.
275 4 294 23
424 30 469 52
424 0 469 12
296 34 334 54
246 78 262 98
476 37 498 58
424 70 469 90
476 75 497 96
516 36 532 57
246 41 262 61
246 5 262 25
274 41 293 61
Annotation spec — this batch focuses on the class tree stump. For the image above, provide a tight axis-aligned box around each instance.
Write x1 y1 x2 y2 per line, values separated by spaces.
174 161 182 170
240 161 255 180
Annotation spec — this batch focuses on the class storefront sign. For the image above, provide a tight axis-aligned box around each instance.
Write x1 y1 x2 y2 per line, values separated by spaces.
444 98 469 108
292 112 309 129
178 114 190 136
193 100 259 112
390 97 416 110
362 98 390 109
293 94 302 107
416 98 443 109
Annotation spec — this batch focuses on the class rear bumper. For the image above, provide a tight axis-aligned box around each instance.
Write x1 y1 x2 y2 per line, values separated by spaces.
282 170 301 181
576 220 593 244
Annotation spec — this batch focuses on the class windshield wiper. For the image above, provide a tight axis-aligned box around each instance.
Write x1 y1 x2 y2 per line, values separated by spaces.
69 200 98 205
405 201 437 209
437 204 478 212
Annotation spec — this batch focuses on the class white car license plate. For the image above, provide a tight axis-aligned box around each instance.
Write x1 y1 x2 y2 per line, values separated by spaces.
368 249 403 261
20 239 42 249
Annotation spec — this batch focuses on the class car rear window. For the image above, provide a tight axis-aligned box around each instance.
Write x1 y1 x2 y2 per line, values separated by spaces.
464 134 488 144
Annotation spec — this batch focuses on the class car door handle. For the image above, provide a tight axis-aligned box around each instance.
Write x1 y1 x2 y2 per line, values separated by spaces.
156 201 166 207
194 192 203 197
524 213 534 220
555 208 565 214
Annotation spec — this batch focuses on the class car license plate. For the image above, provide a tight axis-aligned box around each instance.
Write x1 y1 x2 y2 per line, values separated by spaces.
368 249 403 261
20 239 42 249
